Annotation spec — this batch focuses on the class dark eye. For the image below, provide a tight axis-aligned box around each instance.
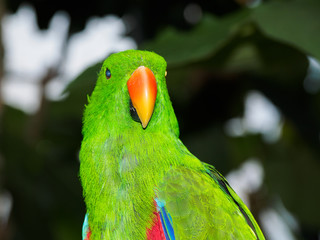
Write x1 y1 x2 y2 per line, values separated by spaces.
106 68 111 79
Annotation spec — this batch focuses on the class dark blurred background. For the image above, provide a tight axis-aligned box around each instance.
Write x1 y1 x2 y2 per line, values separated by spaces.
0 0 320 239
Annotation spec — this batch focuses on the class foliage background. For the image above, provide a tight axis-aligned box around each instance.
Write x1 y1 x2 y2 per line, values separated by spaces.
0 0 320 239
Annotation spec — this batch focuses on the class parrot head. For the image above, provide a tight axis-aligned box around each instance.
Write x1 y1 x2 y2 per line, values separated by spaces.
83 50 179 136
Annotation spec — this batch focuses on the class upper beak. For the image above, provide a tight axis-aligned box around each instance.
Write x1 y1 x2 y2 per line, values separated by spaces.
127 66 157 128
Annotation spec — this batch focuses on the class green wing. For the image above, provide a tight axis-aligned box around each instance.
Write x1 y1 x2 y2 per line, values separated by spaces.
157 164 265 240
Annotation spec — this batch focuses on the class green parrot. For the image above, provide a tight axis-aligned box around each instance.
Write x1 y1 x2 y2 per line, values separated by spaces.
80 50 265 240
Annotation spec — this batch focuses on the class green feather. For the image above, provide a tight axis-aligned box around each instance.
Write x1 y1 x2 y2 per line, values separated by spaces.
80 50 265 239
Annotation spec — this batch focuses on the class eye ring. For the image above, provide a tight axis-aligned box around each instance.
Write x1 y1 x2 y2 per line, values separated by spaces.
106 68 111 79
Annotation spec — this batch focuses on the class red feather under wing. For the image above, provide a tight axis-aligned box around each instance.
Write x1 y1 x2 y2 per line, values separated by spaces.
147 201 166 240
84 227 91 240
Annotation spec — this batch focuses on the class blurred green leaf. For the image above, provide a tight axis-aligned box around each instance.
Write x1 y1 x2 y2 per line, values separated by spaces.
253 0 320 60
142 11 251 66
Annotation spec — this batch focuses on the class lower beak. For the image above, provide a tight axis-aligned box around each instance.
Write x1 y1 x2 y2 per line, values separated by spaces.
127 66 157 128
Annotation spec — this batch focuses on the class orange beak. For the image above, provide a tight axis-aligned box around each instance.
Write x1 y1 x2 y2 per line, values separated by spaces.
127 66 157 128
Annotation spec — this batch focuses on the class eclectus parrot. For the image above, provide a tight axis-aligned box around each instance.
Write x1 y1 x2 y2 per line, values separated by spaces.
80 50 265 240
